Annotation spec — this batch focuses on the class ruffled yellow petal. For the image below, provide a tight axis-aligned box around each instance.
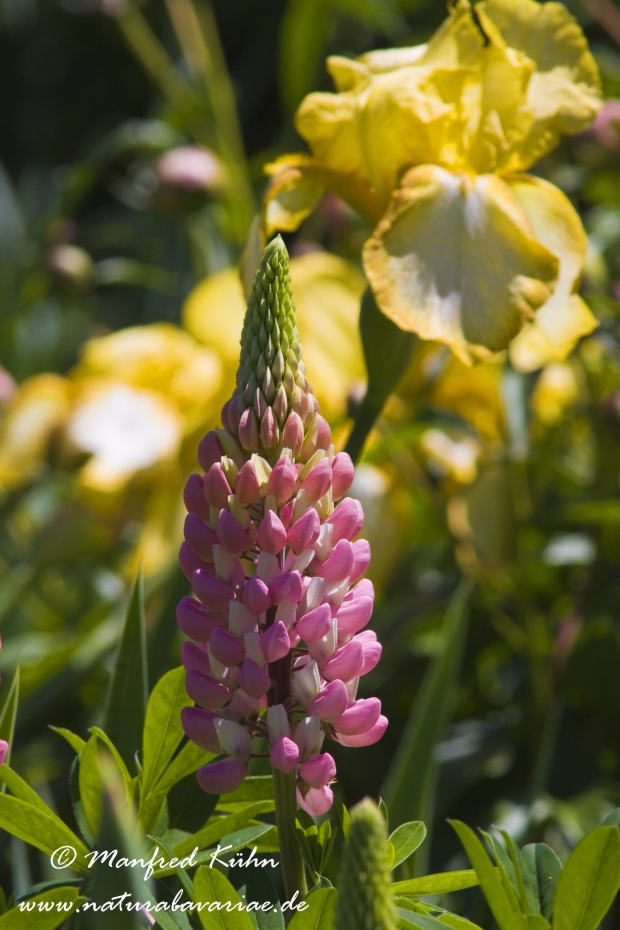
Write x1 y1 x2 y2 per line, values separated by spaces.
483 0 601 171
531 361 580 425
508 174 597 371
362 165 559 363
184 252 366 419
262 160 325 238
295 88 371 188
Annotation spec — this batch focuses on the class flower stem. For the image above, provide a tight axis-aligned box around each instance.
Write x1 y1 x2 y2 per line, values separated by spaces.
272 766 307 903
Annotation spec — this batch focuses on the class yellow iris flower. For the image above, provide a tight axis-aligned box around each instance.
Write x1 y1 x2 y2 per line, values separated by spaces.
263 0 601 367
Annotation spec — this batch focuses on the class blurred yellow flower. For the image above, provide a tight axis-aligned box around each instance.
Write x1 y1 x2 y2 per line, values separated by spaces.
420 428 481 485
264 0 601 366
531 362 580 425
183 250 366 420
0 375 70 491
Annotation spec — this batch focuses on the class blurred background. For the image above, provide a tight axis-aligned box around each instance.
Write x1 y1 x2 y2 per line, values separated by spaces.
2 0 620 921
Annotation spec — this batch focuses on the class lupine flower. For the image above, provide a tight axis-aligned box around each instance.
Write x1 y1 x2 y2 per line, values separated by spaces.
262 0 601 370
179 236 386 812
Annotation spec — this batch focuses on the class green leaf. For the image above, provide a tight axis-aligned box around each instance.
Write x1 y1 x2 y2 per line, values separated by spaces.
436 914 483 930
193 866 255 930
49 727 86 756
287 888 337 930
553 826 620 930
601 807 620 827
520 844 562 921
279 0 331 113
389 822 427 868
103 569 148 770
333 796 350 841
217 776 274 810
397 910 458 930
0 765 56 814
0 794 90 871
245 868 284 930
89 727 132 785
382 583 471 862
172 802 274 858
78 734 103 837
345 288 418 463
391 871 479 896
450 821 524 930
0 887 81 929
141 666 190 800
0 667 19 771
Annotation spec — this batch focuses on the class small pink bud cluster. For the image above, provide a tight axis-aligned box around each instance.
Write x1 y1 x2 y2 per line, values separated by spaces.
179 428 386 815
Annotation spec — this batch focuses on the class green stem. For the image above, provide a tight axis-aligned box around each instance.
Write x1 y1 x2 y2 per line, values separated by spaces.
272 767 308 903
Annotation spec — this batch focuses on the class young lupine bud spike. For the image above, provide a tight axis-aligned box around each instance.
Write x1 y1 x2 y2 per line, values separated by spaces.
229 236 321 462
335 799 398 930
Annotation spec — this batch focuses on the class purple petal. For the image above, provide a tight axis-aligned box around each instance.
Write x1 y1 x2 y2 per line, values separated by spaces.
183 473 210 522
210 628 246 667
299 752 336 789
336 715 388 747
193 570 235 612
320 639 365 682
270 736 300 774
242 576 273 615
307 680 349 722
185 668 231 710
197 758 247 795
333 697 382 735
181 706 220 753
176 596 225 642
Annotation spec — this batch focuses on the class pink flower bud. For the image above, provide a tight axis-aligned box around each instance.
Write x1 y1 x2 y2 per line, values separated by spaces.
184 473 211 521
296 603 332 644
181 707 220 753
315 539 355 582
156 146 222 190
270 571 303 605
222 688 260 721
210 627 246 667
294 715 325 759
267 704 291 742
320 639 365 681
297 784 334 815
177 596 225 642
287 508 320 554
270 736 300 774
344 578 374 602
238 657 271 699
355 630 382 675
260 408 279 449
333 697 381 735
197 431 223 472
217 509 251 557
185 668 231 710
193 571 235 612
235 460 261 504
299 752 336 789
0 740 9 766
307 679 349 721
266 456 296 503
184 514 217 562
293 659 322 705
336 715 388 747
326 498 364 543
257 511 287 554
203 463 231 509
214 718 252 760
260 621 290 663
239 408 260 452
181 641 212 676
179 544 214 583
350 539 371 582
336 596 374 636
299 414 331 461
197 758 247 795
300 458 332 504
282 412 303 456
332 452 354 499
242 576 273 615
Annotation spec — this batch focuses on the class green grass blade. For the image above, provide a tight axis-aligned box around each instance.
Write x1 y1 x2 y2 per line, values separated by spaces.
382 582 471 843
103 569 148 771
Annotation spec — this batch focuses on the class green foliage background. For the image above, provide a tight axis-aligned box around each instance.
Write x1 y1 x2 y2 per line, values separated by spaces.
2 0 620 925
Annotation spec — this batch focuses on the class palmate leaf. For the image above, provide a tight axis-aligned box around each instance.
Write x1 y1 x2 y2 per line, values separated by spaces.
552 826 620 930
391 871 479 897
104 569 148 772
171 801 274 859
140 666 190 803
520 845 562 922
389 822 426 869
